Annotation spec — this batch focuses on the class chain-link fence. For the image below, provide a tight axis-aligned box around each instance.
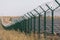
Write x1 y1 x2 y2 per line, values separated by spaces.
1 0 60 40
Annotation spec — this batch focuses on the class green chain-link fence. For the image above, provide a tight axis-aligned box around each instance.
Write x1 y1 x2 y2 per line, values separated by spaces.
1 0 60 40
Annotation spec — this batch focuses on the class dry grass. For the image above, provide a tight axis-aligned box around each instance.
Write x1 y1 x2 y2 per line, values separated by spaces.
0 25 60 40
0 16 60 40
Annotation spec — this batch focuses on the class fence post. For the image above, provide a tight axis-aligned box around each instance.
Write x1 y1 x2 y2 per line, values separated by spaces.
34 9 41 40
23 19 25 32
20 21 22 32
22 20 24 32
46 4 54 34
30 12 37 40
21 20 23 32
24 15 30 34
22 16 27 34
28 18 29 33
39 6 47 39
27 13 33 33
30 12 36 34
24 19 26 33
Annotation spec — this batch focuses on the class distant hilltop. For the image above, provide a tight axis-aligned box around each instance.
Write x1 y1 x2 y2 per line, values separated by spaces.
0 16 22 26
0 16 60 22
0 16 60 27
0 16 21 18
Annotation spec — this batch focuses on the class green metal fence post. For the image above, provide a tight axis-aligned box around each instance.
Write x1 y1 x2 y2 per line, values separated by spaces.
22 16 27 34
22 20 24 32
24 15 30 34
23 20 25 32
25 19 26 34
46 3 60 34
52 10 54 34
34 9 41 40
34 16 36 34
39 6 47 39
27 13 33 33
21 21 23 32
30 12 37 40
24 20 26 32
46 4 54 34
26 19 28 34
28 18 30 33
30 12 36 34
22 19 25 32
20 21 22 32
44 12 46 35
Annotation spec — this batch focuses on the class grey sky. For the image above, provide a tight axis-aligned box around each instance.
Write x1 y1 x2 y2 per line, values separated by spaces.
0 0 53 16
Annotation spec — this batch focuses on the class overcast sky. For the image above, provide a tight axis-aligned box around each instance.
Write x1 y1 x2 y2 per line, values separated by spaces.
0 0 53 16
